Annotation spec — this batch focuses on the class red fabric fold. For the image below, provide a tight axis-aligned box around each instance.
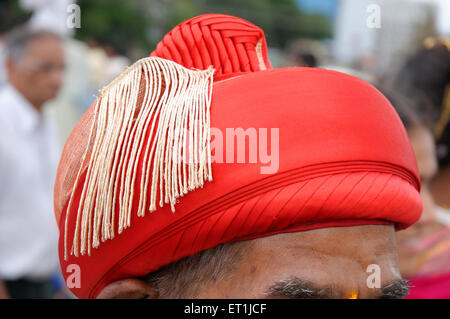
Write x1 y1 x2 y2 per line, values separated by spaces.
150 14 272 77
53 15 422 299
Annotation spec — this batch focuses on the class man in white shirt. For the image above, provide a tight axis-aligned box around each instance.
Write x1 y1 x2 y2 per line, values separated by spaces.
0 28 64 298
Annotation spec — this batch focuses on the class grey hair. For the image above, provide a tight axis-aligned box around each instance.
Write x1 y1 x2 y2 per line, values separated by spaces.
143 240 250 298
6 26 61 62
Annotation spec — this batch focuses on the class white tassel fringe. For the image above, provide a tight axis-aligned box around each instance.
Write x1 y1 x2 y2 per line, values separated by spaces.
64 57 214 259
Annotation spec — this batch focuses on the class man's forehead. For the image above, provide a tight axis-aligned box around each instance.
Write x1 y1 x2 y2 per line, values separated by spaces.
25 35 62 54
231 226 401 296
252 224 397 254
21 37 64 67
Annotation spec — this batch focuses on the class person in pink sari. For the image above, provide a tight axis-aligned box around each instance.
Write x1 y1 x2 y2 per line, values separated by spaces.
404 228 450 299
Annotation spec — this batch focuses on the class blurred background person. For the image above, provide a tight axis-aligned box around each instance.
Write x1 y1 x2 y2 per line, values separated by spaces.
386 39 450 298
379 87 450 298
0 27 64 299
390 41 450 213
390 41 450 133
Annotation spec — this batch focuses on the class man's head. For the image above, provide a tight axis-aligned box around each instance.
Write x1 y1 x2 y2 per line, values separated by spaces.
6 28 64 110
54 14 422 299
97 225 409 299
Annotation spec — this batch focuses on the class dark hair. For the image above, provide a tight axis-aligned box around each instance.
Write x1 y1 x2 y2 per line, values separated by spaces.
143 241 250 298
297 53 317 67
391 44 450 164
376 86 422 131
392 45 450 126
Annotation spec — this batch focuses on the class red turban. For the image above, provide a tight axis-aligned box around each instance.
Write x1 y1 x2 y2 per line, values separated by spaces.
54 14 422 298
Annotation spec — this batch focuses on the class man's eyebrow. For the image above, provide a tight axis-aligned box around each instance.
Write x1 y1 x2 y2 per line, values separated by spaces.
265 277 333 299
265 277 411 299
378 279 410 299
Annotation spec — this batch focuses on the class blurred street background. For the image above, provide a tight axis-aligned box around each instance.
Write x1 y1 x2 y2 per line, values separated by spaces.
0 0 449 298
1 0 449 142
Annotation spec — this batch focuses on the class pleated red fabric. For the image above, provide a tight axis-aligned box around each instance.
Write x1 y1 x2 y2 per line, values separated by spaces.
54 14 422 298
150 14 272 80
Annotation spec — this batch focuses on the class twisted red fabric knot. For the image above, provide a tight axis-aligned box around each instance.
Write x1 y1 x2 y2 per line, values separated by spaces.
150 14 272 79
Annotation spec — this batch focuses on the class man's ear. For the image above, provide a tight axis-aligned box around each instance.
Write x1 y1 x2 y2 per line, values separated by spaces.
96 278 159 299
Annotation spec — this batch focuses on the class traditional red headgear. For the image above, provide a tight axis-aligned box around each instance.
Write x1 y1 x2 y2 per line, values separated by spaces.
54 14 422 298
